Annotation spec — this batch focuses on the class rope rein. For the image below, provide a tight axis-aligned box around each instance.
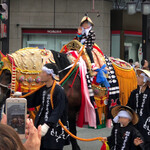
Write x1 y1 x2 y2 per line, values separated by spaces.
20 45 104 142
69 67 79 88
51 45 104 142
50 80 104 142
21 46 84 98
59 46 84 84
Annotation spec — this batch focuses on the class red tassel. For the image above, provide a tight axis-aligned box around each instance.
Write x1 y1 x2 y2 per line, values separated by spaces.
28 107 35 111
28 87 31 92
100 142 109 150
64 45 68 53
100 142 106 150
94 102 97 109
17 82 21 92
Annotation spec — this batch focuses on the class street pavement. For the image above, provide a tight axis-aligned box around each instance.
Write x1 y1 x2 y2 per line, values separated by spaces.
64 127 112 150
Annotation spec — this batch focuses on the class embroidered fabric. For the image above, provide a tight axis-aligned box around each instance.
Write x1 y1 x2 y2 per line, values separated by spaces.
135 93 147 117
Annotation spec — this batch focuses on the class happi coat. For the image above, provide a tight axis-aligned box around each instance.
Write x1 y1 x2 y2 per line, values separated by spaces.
107 123 144 150
127 86 150 149
26 83 69 149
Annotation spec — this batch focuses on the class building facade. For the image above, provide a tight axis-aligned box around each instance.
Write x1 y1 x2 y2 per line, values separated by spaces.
111 10 142 62
9 0 113 55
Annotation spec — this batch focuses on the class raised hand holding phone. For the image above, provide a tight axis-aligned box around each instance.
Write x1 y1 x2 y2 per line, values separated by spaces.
6 98 27 139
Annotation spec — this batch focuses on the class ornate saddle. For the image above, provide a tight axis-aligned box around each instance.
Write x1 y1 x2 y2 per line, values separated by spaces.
60 40 106 76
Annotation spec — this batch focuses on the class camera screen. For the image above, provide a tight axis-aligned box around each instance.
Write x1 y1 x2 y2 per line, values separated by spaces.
7 103 25 134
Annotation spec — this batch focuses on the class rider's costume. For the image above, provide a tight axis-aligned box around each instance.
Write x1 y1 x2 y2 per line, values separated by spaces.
77 16 96 69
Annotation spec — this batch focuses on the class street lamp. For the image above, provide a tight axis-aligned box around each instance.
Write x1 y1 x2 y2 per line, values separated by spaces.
141 1 150 15
127 0 150 15
127 1 137 15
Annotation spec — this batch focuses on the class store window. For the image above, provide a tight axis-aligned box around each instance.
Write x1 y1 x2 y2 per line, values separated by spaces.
111 30 142 62
111 31 120 58
124 31 142 62
22 29 77 52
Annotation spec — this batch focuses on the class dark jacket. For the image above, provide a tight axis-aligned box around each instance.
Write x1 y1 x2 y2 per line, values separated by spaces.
127 86 150 144
107 123 144 150
26 84 69 149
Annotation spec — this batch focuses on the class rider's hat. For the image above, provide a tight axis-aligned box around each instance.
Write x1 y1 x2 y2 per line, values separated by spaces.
80 16 94 26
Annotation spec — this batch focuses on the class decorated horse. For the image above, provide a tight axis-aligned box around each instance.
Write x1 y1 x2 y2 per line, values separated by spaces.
0 40 137 150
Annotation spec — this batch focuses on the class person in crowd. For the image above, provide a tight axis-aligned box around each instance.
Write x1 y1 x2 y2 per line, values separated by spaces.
0 114 41 150
25 63 69 150
134 62 140 70
0 124 26 150
127 69 150 150
141 59 149 70
76 16 97 70
148 78 150 88
102 105 144 150
129 59 134 66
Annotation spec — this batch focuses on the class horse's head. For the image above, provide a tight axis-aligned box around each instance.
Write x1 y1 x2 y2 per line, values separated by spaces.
0 51 11 107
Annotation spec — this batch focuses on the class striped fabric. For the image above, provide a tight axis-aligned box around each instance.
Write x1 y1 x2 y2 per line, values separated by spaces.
86 72 94 97
104 55 120 119
79 29 95 50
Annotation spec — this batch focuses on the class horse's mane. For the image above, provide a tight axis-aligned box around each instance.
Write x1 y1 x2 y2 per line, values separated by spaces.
51 50 71 76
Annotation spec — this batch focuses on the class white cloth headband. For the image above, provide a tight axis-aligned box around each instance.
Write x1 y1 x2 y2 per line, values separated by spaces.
42 66 56 78
113 110 132 123
140 73 148 83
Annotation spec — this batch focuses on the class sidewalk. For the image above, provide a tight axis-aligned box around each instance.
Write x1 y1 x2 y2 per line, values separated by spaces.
64 127 112 150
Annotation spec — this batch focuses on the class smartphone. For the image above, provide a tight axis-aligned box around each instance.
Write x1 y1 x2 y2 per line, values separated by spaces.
6 98 27 139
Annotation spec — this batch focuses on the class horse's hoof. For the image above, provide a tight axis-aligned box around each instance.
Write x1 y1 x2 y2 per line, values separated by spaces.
72 145 81 150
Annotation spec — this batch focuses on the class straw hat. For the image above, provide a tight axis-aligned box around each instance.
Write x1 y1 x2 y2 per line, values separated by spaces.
80 16 94 26
111 105 139 125
136 68 150 78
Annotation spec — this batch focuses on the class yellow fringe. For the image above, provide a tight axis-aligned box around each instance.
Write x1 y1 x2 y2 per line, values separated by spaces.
112 64 137 105
94 96 107 124
16 68 41 74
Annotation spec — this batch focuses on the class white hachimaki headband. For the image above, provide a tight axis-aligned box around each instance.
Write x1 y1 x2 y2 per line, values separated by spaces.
113 110 132 123
42 66 57 79
140 73 149 83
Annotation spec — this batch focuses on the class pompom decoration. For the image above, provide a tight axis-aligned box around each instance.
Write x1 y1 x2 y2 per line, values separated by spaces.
93 89 100 95
27 76 33 83
19 75 25 82
35 76 41 83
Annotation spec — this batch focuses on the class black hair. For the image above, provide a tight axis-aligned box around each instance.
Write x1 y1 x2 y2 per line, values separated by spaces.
129 59 133 63
44 63 58 75
141 59 145 67
80 20 93 27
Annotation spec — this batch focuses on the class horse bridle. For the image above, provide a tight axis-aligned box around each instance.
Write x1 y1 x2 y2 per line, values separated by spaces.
0 83 11 90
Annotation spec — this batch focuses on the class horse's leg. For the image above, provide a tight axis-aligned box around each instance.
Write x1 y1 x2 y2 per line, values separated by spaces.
64 75 81 150
68 110 80 150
